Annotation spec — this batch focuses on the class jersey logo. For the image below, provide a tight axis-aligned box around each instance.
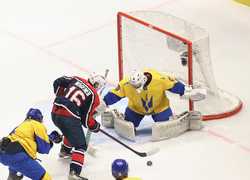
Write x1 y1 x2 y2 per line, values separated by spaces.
141 95 153 112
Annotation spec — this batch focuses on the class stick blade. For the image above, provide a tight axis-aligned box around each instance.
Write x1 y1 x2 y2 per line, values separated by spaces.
146 147 160 156
137 147 160 157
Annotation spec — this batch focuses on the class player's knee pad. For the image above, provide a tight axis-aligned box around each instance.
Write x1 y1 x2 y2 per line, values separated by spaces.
41 172 52 180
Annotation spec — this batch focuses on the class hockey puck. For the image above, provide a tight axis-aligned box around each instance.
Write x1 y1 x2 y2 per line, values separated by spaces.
146 160 152 166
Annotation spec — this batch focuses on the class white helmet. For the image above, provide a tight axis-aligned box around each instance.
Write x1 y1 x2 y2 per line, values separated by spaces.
88 72 106 90
129 70 147 89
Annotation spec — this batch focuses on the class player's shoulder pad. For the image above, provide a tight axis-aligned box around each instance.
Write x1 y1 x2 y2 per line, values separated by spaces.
56 76 72 81
30 119 46 129
159 73 176 82
62 76 72 80
74 76 97 96
23 120 48 138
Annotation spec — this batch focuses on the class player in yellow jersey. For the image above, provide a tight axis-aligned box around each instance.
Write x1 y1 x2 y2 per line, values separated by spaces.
112 159 141 180
104 69 189 128
102 69 206 140
0 108 62 180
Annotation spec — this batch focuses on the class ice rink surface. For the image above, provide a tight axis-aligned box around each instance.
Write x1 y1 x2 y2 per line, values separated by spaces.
1 0 250 179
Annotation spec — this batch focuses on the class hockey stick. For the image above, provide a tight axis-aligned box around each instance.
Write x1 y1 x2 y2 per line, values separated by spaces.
86 69 110 156
99 69 109 96
100 129 159 157
85 112 99 157
85 129 97 157
85 129 92 146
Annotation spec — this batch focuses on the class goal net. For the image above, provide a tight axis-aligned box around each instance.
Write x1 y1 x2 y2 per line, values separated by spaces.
117 11 242 120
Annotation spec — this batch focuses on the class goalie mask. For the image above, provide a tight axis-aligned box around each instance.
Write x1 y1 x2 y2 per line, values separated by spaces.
129 70 147 89
88 72 106 91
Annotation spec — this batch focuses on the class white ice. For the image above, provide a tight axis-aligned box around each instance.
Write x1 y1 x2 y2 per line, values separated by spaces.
1 0 250 179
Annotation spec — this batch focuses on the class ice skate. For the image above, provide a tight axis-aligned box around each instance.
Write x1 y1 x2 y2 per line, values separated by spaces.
7 171 23 180
59 145 72 159
68 171 88 180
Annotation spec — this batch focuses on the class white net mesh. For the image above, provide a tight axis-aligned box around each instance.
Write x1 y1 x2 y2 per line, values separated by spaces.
118 11 242 120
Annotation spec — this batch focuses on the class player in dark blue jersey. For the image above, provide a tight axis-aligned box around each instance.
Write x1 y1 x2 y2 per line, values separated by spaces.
51 73 106 180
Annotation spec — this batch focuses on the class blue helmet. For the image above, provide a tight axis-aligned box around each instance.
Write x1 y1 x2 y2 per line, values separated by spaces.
111 159 128 179
26 108 43 122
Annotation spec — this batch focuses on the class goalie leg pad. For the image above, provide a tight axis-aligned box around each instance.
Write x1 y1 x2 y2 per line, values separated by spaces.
101 111 115 128
152 112 190 141
188 111 203 130
114 118 135 141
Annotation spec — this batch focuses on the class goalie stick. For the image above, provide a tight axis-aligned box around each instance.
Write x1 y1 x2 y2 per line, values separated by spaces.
100 129 159 157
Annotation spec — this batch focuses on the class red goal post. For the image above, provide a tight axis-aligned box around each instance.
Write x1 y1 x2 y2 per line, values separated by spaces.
117 11 242 120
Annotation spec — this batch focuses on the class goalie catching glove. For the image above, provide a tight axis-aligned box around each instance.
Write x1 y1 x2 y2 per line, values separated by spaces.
181 86 207 101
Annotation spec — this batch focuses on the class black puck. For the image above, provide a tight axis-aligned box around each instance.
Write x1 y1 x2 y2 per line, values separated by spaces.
147 160 152 166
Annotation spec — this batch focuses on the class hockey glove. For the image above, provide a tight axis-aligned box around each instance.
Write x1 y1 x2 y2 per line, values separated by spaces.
89 122 100 133
0 137 11 152
49 131 63 144
181 86 207 101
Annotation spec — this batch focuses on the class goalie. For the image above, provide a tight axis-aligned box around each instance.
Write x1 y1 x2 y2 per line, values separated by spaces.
102 69 206 141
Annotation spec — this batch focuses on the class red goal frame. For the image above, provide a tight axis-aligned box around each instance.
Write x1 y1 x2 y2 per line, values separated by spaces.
116 11 243 121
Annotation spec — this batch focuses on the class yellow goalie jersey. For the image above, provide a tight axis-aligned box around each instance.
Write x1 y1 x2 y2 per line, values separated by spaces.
105 69 182 115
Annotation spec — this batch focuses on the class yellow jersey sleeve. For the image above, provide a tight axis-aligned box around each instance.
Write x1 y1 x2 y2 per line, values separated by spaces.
145 69 177 90
110 78 129 98
160 74 178 90
32 120 52 154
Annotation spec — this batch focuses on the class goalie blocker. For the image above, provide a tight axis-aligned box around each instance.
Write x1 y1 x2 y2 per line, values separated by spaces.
101 110 203 141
